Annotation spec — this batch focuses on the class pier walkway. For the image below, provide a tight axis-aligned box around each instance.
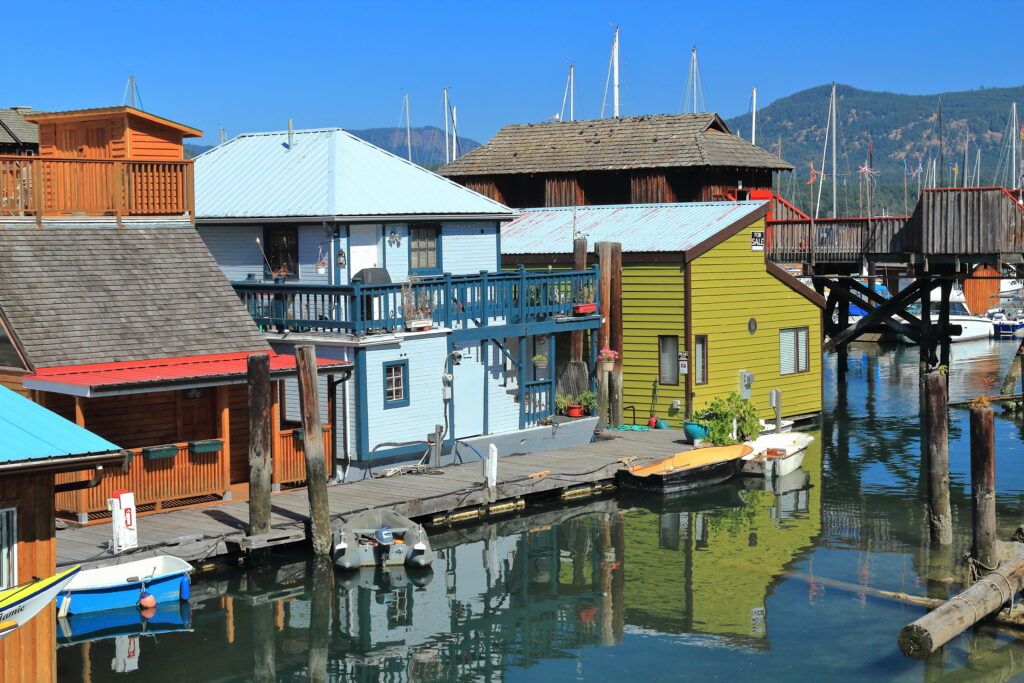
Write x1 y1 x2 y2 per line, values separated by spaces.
56 429 691 570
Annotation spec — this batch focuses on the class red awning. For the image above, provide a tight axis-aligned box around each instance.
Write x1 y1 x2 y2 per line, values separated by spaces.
23 351 351 397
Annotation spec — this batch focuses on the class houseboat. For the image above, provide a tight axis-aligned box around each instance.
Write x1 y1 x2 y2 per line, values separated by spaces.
193 127 604 477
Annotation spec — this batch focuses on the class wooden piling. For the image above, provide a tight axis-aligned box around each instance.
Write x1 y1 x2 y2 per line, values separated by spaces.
247 353 272 537
571 237 588 362
595 241 613 353
295 345 332 557
609 370 623 427
597 368 610 426
837 289 849 382
307 556 332 683
1001 339 1024 397
938 279 952 371
925 372 952 545
970 404 997 567
899 555 1024 658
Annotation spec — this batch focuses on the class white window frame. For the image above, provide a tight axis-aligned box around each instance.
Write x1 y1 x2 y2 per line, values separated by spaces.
780 327 810 375
0 508 16 590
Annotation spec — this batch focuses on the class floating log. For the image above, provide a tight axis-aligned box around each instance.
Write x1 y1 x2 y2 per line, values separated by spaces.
898 556 1024 658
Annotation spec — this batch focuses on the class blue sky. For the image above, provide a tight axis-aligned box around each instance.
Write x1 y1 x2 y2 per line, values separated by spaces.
3 1 1019 145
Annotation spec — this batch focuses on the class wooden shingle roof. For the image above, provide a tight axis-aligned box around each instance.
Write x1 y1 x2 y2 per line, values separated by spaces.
0 108 39 145
0 224 269 369
439 113 792 177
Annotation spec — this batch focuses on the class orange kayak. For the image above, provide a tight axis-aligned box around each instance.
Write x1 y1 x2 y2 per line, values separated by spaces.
617 444 752 494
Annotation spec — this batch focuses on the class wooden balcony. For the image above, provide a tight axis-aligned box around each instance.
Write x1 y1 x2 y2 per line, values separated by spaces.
234 267 602 338
273 426 332 488
0 155 194 218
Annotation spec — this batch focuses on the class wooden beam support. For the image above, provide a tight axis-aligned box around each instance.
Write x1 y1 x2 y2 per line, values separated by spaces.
825 282 925 351
609 242 623 370
74 396 85 428
571 237 587 362
216 385 232 498
296 345 331 557
595 241 613 354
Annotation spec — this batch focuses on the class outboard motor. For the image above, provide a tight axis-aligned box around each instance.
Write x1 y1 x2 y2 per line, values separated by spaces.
374 525 394 566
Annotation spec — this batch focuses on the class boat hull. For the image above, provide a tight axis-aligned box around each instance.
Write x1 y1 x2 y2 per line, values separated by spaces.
616 458 741 494
332 509 434 570
0 566 79 640
56 556 192 614
741 433 814 477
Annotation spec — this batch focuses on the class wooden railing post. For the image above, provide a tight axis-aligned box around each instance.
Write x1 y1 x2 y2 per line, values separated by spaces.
517 265 527 323
184 161 195 223
31 158 43 225
442 272 453 328
479 270 490 325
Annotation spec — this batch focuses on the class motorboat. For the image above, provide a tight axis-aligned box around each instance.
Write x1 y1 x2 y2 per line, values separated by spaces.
741 432 814 477
899 287 993 343
56 556 192 615
615 444 752 494
0 566 79 640
331 509 434 570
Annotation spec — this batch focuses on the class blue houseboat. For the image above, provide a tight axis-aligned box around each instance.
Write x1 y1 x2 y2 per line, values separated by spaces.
194 128 602 477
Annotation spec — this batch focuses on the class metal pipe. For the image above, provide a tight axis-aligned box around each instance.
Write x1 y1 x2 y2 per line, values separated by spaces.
54 465 105 493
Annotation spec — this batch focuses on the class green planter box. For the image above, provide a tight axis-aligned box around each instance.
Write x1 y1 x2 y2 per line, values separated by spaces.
142 444 179 460
189 439 223 455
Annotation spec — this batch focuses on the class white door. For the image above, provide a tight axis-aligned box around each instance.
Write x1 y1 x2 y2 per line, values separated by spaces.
348 225 381 276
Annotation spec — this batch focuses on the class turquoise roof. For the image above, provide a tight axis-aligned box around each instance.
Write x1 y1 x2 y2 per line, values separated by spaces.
195 128 515 219
0 386 120 463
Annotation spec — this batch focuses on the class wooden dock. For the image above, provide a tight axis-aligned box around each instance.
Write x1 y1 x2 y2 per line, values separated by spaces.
56 429 692 570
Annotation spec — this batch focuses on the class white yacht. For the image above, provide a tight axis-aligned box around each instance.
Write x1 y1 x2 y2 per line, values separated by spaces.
901 286 993 343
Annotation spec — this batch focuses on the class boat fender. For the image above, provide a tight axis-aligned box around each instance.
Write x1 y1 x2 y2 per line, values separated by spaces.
413 542 426 551
139 591 157 609
180 575 191 601
647 415 658 428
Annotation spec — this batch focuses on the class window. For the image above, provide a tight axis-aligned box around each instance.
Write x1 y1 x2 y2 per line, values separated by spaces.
383 361 410 408
780 327 810 375
658 336 679 385
0 508 15 590
263 227 298 279
409 225 440 273
694 335 708 385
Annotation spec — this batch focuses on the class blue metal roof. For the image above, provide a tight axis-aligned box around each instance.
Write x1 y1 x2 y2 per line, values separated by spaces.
500 201 767 254
195 128 515 219
0 386 120 463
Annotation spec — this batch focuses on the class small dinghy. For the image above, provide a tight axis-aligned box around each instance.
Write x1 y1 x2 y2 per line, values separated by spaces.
332 509 433 570
56 556 193 615
741 432 814 478
616 444 752 494
0 566 79 640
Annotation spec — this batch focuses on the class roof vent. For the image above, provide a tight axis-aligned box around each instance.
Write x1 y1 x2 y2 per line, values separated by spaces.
10 106 31 112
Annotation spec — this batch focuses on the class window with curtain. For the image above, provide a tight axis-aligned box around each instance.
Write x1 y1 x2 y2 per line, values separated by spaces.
0 508 15 589
410 225 440 272
694 335 708 385
658 335 679 385
780 327 810 374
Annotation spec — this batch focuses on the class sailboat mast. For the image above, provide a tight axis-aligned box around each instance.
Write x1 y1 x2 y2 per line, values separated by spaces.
404 93 412 162
831 83 838 219
451 105 458 160
938 98 945 188
1013 102 1019 190
443 88 450 165
612 27 620 118
751 86 757 145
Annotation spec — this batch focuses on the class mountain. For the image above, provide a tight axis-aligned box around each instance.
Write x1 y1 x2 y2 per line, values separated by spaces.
725 84 1024 215
185 126 480 167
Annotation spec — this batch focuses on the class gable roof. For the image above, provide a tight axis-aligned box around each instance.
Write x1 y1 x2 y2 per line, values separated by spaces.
24 106 202 137
0 108 39 145
438 114 793 177
500 201 768 258
0 224 270 369
0 385 121 464
194 128 516 220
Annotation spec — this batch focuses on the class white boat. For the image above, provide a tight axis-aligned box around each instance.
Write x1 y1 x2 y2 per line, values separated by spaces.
0 566 79 640
57 556 192 614
899 286 993 343
741 432 814 477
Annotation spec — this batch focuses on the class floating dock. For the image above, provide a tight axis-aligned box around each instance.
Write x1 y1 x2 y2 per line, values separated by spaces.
56 429 694 570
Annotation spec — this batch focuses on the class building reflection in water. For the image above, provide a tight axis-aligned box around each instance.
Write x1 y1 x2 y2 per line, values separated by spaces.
57 443 822 681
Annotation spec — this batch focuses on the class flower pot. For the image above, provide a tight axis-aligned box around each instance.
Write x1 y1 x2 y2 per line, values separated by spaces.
566 404 584 418
573 302 597 315
142 444 180 460
534 359 548 370
406 318 432 331
316 265 327 275
598 359 615 373
188 439 223 455
683 421 709 442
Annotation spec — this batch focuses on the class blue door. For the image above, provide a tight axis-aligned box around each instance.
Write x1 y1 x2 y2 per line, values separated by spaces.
452 342 485 438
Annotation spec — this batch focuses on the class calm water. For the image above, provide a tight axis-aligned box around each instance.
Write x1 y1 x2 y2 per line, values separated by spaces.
57 339 1024 681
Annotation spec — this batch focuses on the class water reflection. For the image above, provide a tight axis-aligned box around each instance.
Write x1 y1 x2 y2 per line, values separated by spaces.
55 338 1024 681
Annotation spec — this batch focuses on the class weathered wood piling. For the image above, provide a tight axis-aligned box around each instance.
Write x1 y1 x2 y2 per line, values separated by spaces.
970 403 996 568
296 345 332 556
925 372 952 545
247 353 272 537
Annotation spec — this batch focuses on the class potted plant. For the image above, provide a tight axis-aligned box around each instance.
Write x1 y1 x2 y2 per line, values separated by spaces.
556 393 583 417
402 281 433 331
573 281 596 315
577 390 598 416
597 348 619 373
532 353 548 370
692 392 761 446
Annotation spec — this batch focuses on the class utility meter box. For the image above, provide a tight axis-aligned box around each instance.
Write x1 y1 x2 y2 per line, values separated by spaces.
738 370 755 399
108 489 138 554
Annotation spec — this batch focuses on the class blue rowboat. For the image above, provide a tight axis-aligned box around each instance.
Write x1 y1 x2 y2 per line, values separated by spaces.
57 602 192 645
56 556 192 615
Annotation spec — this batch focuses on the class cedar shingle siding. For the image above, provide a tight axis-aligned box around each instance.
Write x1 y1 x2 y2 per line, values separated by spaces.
439 114 792 177
0 225 269 368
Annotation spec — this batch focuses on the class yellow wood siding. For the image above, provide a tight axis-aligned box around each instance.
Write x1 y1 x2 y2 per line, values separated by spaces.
689 218 821 418
622 262 687 423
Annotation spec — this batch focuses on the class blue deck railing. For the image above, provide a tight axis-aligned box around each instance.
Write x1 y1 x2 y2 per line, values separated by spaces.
233 266 601 337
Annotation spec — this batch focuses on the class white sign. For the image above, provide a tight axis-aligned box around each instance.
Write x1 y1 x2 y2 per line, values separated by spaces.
108 490 138 554
750 231 765 251
678 351 689 376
